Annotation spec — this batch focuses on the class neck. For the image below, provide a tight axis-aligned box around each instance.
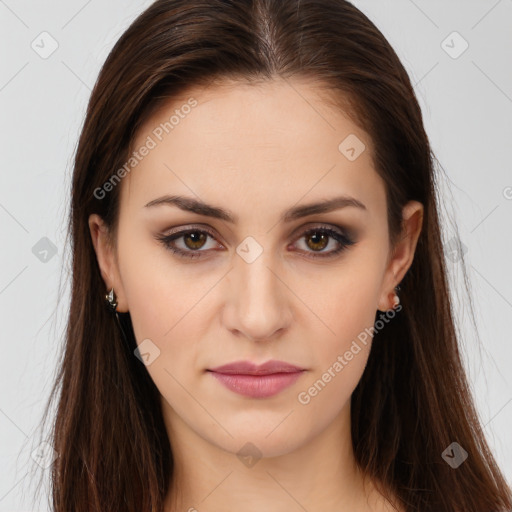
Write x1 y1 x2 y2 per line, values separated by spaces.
162 402 395 512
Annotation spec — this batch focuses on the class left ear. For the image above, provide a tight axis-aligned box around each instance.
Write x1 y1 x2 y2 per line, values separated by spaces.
377 200 424 312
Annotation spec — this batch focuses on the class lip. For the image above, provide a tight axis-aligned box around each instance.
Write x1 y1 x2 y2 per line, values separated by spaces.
207 360 306 398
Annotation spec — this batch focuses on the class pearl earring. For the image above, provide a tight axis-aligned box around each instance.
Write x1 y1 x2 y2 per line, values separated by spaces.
391 284 401 310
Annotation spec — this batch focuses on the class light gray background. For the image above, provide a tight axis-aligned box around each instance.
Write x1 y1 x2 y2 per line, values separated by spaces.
1 0 511 510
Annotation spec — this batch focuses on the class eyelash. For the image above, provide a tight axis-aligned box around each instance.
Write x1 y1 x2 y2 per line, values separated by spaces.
155 224 355 260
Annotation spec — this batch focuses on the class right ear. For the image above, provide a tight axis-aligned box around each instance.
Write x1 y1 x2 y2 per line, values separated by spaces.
88 214 129 312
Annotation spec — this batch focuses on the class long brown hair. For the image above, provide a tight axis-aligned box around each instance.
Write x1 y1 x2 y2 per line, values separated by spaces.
34 0 512 510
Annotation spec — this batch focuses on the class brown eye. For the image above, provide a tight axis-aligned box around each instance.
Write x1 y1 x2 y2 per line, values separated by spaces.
304 232 329 251
182 231 208 250
155 227 221 259
293 226 355 259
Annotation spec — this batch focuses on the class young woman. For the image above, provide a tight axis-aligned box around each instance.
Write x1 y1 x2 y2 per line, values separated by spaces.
38 0 512 511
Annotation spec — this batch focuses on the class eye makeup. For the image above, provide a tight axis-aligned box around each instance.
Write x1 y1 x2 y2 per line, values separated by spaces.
154 223 357 261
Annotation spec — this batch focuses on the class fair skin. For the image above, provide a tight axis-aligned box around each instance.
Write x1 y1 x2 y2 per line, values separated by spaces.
89 77 422 512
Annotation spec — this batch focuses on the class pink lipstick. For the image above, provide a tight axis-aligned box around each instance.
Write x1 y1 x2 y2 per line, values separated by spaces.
207 360 306 398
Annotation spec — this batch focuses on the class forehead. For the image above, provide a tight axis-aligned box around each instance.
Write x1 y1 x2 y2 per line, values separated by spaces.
121 77 385 222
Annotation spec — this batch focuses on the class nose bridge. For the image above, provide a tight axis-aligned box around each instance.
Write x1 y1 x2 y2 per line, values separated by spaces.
240 249 278 302
227 237 290 340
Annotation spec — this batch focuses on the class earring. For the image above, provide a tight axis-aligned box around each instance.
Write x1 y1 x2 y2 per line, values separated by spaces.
104 287 131 350
391 284 401 310
105 287 118 313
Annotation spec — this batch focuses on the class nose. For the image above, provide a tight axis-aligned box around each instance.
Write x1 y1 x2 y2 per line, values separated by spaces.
222 250 293 342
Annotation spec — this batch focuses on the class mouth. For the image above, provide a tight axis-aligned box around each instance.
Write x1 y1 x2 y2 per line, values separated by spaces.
207 360 306 398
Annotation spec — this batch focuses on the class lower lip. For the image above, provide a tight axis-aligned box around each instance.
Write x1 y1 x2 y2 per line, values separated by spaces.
208 371 304 398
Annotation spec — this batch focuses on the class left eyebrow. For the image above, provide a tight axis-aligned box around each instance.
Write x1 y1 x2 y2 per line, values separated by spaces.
144 194 367 224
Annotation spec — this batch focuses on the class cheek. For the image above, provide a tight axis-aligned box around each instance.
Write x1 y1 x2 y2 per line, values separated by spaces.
292 252 383 348
295 290 375 424
117 224 205 337
119 236 218 400
293 257 382 405
306 294 375 391
122 258 209 415
295 342 369 443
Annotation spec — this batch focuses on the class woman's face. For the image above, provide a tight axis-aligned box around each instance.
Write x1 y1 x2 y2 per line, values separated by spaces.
90 77 422 460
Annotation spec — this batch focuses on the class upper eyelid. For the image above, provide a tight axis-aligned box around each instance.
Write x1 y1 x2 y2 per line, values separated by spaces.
163 221 349 238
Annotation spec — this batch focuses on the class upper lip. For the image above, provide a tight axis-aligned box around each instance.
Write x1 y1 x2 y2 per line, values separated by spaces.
208 360 305 375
